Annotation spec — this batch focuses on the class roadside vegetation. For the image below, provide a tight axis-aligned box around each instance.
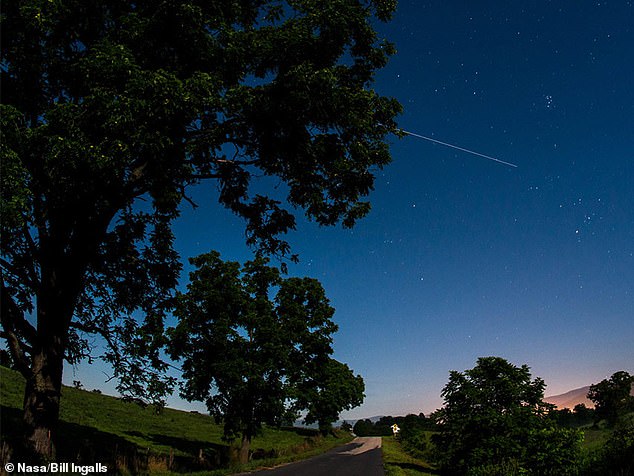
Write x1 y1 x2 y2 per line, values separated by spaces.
0 365 353 475
382 436 437 476
377 362 634 476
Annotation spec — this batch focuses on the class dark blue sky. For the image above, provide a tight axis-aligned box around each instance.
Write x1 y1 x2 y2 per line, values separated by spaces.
67 1 634 418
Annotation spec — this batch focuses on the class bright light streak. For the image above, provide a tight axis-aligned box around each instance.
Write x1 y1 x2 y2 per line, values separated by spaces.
400 129 518 168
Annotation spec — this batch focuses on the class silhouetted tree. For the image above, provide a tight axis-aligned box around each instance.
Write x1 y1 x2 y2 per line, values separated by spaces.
435 357 582 475
353 419 375 437
588 371 634 426
293 359 365 435
1 0 400 457
168 252 364 463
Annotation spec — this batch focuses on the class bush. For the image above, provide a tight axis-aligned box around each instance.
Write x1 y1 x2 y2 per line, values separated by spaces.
399 427 439 463
587 420 634 475
525 427 582 475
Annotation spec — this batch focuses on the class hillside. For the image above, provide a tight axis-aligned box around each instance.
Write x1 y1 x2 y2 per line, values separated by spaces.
0 366 351 474
545 386 594 409
545 383 634 410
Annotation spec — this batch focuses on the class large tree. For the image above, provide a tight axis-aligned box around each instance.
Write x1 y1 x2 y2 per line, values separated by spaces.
435 357 582 475
0 0 400 457
587 371 634 426
168 252 363 463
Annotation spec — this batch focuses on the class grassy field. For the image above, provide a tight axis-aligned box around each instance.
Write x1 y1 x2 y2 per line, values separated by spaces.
381 436 438 476
0 366 352 474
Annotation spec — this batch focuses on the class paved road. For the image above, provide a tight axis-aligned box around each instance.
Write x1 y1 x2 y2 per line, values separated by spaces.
240 437 384 476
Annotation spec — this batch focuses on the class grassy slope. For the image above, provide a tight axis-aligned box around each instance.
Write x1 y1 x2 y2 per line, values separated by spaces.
0 366 351 474
382 436 438 476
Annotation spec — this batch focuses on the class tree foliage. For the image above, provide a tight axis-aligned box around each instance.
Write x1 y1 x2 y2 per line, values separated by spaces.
1 0 399 456
587 371 634 426
168 252 364 462
353 418 378 437
291 354 364 435
548 404 595 429
435 357 582 475
597 419 634 475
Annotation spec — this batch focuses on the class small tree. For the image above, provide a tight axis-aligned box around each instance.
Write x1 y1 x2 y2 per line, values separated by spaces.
435 356 582 475
353 419 374 437
168 252 363 463
572 403 595 427
587 371 634 426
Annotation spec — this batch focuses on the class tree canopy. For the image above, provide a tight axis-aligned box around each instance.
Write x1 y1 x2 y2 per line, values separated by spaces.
1 0 399 456
292 358 365 434
587 371 634 426
168 252 364 462
435 357 582 475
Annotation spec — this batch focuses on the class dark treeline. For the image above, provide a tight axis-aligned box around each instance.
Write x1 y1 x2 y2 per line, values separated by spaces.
548 404 596 428
352 403 599 438
352 413 437 437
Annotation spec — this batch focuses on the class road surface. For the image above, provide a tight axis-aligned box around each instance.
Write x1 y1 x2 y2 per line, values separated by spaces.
240 437 384 476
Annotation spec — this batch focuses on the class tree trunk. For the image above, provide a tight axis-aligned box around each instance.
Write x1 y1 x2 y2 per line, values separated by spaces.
17 186 118 460
239 434 251 464
22 256 77 461
22 342 65 460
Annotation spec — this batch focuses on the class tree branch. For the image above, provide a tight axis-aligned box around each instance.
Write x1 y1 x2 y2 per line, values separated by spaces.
178 185 199 209
0 284 33 378
70 320 120 367
0 331 33 354
21 217 39 258
0 257 35 288
213 158 260 166
189 173 223 180
0 329 32 377
0 281 38 344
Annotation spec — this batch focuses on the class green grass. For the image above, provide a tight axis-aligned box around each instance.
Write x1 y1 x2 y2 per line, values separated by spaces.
580 427 611 452
382 436 438 476
0 366 352 474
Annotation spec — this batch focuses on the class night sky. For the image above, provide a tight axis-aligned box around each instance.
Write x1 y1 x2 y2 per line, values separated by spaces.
67 1 634 418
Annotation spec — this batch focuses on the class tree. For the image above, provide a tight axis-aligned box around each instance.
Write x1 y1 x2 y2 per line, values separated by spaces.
168 252 363 463
550 403 595 428
587 371 634 426
341 421 353 432
353 419 374 437
435 357 582 475
1 0 400 457
292 358 365 435
572 403 595 427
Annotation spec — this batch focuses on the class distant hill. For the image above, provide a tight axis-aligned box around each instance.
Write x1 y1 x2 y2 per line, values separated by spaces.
545 386 594 409
342 415 386 426
545 383 634 410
